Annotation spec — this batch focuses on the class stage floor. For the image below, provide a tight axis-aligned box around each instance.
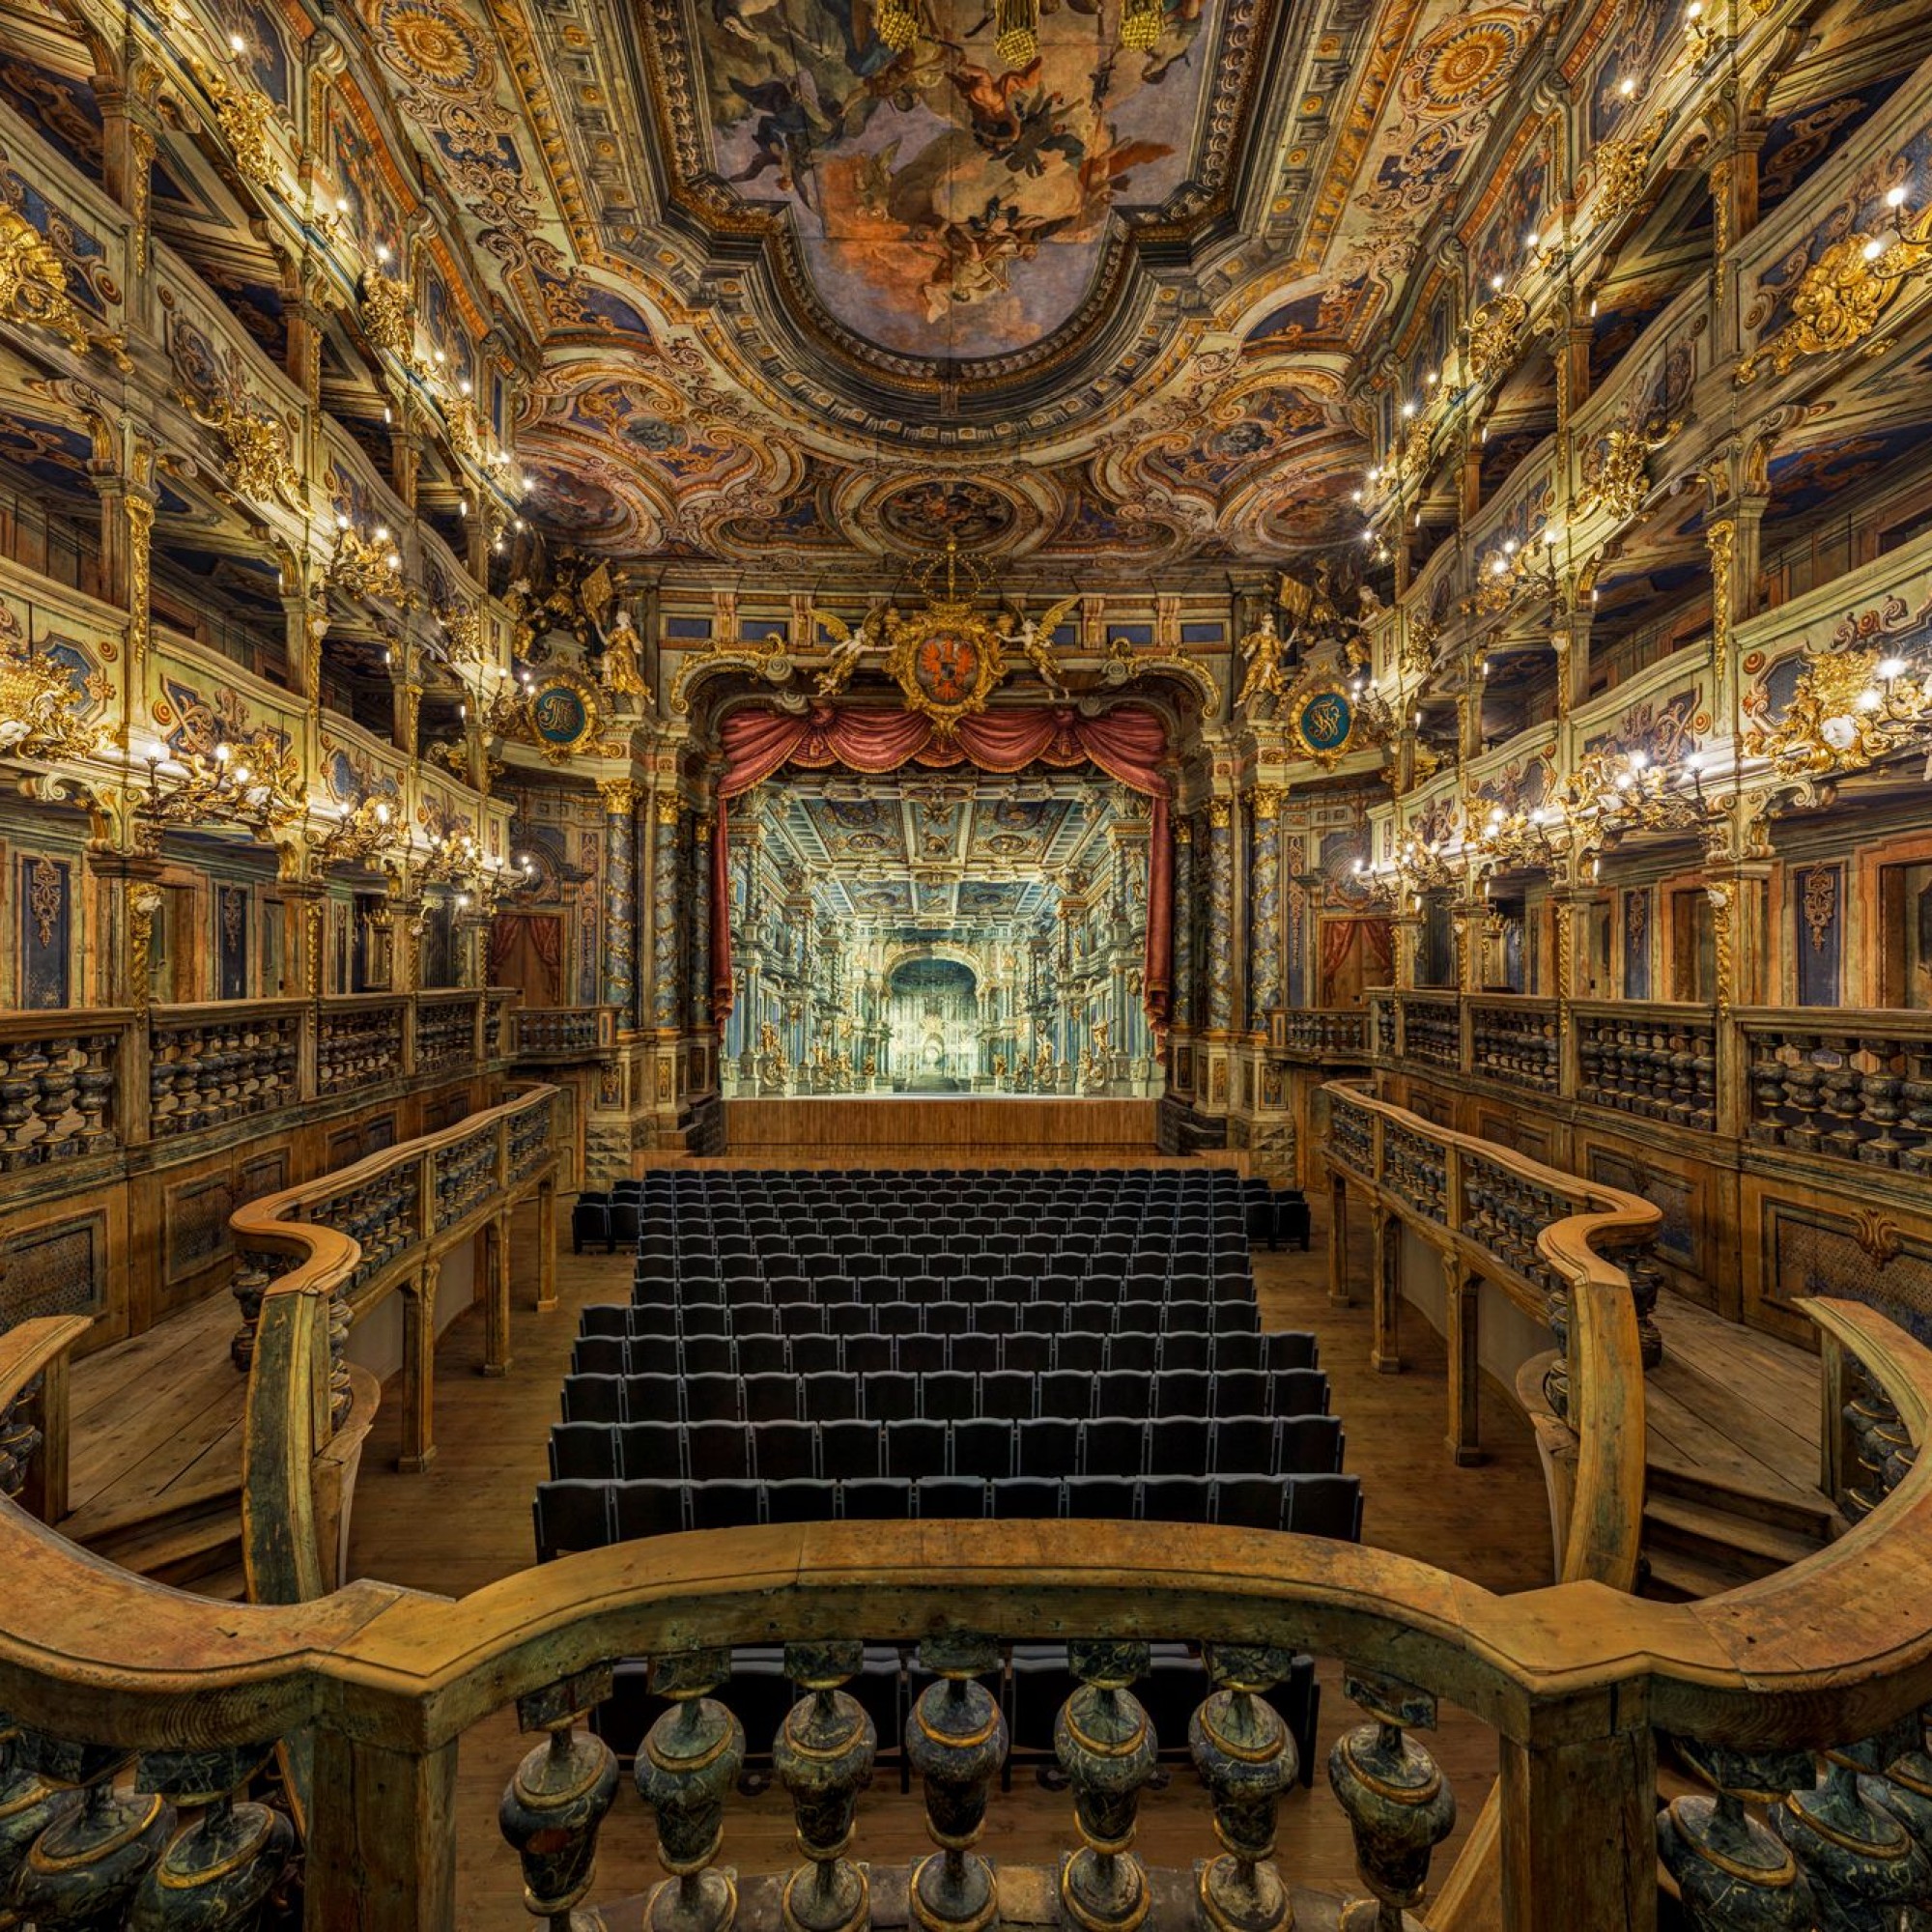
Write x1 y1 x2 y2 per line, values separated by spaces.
715 1094 1161 1158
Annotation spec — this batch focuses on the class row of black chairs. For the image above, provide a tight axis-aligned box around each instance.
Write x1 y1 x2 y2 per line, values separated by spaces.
590 1641 1320 1788
549 1412 1346 1485
560 1365 1329 1428
632 1267 1252 1307
535 1470 1362 1554
628 1166 1243 1192
638 1238 1245 1278
1241 1179 1314 1251
616 1296 1263 1342
573 1318 1318 1379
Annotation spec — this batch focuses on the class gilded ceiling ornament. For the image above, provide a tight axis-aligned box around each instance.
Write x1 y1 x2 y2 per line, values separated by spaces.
1737 203 1932 384
357 268 417 358
1593 113 1667 222
1464 292 1530 385
192 393 306 510
1577 424 1672 524
185 57 279 187
0 203 94 356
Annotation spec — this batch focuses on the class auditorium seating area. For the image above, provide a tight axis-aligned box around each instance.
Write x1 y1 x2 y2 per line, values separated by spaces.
540 1165 1351 1785
537 1167 1360 1548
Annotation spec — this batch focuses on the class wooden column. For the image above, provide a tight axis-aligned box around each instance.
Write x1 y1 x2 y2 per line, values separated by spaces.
306 1732 459 1932
1442 1252 1482 1465
1326 1172 1352 1306
481 1213 511 1378
398 1258 440 1473
1370 1206 1402 1373
1497 1708 1657 1932
536 1178 558 1313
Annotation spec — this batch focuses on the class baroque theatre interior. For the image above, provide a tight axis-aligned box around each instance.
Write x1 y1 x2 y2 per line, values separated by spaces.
5 0 1932 1920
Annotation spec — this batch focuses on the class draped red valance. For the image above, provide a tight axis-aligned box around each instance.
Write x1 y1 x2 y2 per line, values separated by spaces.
709 703 1174 1034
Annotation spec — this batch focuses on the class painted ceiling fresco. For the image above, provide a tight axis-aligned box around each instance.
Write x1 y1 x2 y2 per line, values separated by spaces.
752 776 1119 920
691 0 1215 360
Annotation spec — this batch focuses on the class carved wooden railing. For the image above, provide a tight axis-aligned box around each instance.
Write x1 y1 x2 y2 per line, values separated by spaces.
226 1083 562 1589
1740 1008 1932 1175
0 1013 128 1170
513 1004 619 1060
1322 1079 1661 1582
1265 1008 1370 1060
1574 999 1719 1133
5 1293 1932 1930
0 991 518 1181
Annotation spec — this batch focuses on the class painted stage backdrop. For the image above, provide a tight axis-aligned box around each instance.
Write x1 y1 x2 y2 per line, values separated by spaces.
694 0 1210 357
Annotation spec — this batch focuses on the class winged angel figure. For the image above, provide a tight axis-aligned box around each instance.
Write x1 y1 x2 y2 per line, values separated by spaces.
811 609 884 696
997 594 1080 698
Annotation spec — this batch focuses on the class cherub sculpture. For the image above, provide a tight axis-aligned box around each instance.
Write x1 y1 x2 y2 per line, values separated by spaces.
997 595 1079 698
811 609 881 696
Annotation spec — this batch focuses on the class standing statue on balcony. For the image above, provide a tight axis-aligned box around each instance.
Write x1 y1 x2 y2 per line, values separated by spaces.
1236 610 1289 717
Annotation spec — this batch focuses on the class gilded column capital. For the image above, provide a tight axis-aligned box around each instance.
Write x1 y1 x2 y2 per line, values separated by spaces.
596 780 640 816
1174 818 1193 846
654 793 682 826
1249 786 1285 821
1208 800 1232 829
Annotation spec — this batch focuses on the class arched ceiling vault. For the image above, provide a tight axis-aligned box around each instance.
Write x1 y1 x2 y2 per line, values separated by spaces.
352 0 1562 569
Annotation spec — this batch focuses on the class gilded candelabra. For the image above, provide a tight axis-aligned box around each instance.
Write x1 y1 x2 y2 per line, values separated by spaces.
1745 645 1932 779
132 734 304 843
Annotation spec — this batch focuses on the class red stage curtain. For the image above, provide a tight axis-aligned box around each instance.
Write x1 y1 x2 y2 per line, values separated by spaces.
712 703 1173 1032
491 912 562 1008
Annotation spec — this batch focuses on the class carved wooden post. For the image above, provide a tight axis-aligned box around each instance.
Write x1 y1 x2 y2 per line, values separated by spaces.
637 1649 745 1932
1327 1671 1457 1932
1657 1740 1814 1929
399 1257 440 1472
536 1178 558 1314
1496 1698 1657 1932
1188 1644 1296 1932
905 1634 1008 1932
500 1668 620 1931
1055 1640 1156 1932
482 1211 512 1378
1370 1207 1401 1374
773 1640 876 1932
1441 1254 1482 1465
1327 1172 1352 1307
128 1744 294 1927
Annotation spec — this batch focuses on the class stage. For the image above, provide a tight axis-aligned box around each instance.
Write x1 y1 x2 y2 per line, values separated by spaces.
714 1095 1162 1162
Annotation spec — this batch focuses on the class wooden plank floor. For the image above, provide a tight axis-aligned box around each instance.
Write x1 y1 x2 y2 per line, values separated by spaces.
345 1185 1552 1929
61 1291 244 1544
1647 1290 1833 1516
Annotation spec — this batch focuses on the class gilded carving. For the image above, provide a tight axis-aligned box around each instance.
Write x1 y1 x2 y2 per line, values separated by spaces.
28 856 61 947
1464 293 1529 386
1803 867 1836 952
0 202 94 355
186 57 279 187
129 883 163 1011
1593 113 1666 221
1705 519 1735 706
1853 1208 1902 1270
1737 207 1932 384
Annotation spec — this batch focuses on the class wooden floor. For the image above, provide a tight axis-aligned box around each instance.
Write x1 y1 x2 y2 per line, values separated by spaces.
344 1187 1553 1929
1647 1290 1830 1515
61 1290 243 1549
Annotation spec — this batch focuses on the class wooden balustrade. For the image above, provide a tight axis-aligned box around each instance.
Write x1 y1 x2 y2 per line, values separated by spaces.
2 1289 1932 1930
0 1016 126 1169
227 1083 560 1570
147 1001 302 1139
1266 1009 1371 1061
1355 991 1932 1155
1322 1080 1661 1533
513 1005 619 1060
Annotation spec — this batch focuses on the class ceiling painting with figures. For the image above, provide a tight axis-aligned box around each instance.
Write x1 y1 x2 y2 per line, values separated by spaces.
693 0 1215 360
